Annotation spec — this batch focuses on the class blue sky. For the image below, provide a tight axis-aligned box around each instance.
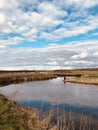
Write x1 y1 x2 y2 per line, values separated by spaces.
0 0 98 70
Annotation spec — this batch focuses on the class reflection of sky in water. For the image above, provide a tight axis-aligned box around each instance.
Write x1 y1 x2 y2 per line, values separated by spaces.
0 78 98 108
18 100 98 119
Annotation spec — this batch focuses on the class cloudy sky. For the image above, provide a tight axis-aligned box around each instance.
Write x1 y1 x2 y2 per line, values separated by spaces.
0 0 98 70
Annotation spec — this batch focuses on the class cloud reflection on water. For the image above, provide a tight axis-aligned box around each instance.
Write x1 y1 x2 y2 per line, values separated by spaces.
0 78 98 108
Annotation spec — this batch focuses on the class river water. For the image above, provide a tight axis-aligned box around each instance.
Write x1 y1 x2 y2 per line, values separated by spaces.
0 77 98 129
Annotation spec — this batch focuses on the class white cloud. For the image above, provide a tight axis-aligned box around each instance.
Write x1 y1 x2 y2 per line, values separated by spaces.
0 0 98 70
82 0 98 8
0 13 5 24
41 16 61 29
0 45 6 48
23 28 38 42
38 2 67 18
56 0 98 9
72 52 88 59
48 61 58 65
40 14 98 40
0 40 98 70
0 0 98 43
0 37 24 47
93 52 98 57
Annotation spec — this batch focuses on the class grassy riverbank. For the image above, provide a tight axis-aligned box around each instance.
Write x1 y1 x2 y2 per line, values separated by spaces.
0 94 36 130
54 68 98 85
0 71 57 86
53 68 98 85
0 94 58 130
0 68 98 86
0 94 97 130
65 75 98 85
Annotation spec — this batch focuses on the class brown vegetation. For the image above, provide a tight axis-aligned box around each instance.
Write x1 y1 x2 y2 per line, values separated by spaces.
0 71 57 86
0 94 59 130
65 76 98 85
0 68 98 86
53 68 98 76
53 68 98 85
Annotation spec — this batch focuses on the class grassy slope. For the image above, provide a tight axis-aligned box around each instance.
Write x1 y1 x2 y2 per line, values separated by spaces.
0 94 47 130
0 94 58 130
0 94 27 130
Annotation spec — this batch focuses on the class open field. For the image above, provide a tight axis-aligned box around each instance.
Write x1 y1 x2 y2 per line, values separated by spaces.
52 68 98 76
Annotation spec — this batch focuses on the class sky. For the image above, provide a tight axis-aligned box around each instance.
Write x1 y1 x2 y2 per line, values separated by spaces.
0 0 98 70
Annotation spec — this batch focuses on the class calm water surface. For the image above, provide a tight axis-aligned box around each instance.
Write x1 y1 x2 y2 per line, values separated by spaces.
0 78 98 118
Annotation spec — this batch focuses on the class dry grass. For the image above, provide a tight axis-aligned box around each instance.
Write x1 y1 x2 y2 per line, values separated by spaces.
0 68 98 86
38 107 97 130
65 77 98 85
0 71 57 86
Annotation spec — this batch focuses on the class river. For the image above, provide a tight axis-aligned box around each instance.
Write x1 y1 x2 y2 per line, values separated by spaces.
0 77 98 129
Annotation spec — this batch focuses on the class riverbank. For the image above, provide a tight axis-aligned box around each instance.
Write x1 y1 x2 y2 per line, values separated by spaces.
0 71 57 87
0 68 98 86
0 93 98 130
0 93 57 130
65 76 98 85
